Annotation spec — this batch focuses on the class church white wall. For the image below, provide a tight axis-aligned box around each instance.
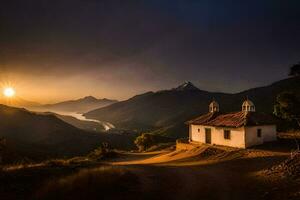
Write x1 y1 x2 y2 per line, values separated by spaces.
190 124 205 143
244 125 277 148
212 126 245 148
190 124 277 148
190 125 246 148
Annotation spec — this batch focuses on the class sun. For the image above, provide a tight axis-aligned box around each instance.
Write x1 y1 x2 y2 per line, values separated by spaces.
3 87 16 97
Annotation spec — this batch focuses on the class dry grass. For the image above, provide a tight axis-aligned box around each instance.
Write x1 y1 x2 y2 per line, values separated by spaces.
36 166 140 200
262 154 300 180
278 131 300 139
2 157 92 171
145 142 175 152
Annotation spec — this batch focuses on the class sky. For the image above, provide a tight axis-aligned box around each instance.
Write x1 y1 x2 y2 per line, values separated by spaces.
0 0 300 103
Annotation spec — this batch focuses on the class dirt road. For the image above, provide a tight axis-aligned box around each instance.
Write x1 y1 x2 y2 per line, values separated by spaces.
109 146 298 200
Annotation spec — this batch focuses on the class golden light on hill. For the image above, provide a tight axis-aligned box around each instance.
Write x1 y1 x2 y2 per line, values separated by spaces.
3 87 16 98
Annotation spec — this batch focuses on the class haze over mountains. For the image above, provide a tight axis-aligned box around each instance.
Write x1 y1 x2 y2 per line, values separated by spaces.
84 77 300 138
0 97 41 108
0 96 118 133
45 112 106 132
0 95 117 114
35 96 118 113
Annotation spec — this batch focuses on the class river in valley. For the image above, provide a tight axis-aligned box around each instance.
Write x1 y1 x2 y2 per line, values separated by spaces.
55 111 115 131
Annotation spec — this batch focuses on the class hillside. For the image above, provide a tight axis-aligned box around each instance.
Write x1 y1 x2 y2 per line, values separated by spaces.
84 77 300 138
0 105 135 163
0 104 104 160
33 96 118 113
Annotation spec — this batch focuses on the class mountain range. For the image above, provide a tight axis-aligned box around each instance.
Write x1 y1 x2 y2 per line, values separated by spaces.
0 95 118 114
0 96 41 108
84 77 300 138
34 96 118 113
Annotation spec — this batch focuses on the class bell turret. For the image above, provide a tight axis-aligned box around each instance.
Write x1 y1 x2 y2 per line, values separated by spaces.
209 100 219 113
242 98 255 112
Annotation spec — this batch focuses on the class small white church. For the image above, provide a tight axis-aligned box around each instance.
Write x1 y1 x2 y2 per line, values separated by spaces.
187 99 277 148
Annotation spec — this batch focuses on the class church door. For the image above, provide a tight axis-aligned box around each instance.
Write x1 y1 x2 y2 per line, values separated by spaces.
205 128 211 144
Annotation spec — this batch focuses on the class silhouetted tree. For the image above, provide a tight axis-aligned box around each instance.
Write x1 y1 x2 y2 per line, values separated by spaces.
100 142 111 155
289 62 300 77
274 92 300 125
134 133 155 151
88 142 112 159
274 92 300 150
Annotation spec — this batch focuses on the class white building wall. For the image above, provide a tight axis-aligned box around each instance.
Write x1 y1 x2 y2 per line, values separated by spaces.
190 125 246 148
190 124 205 143
211 126 245 148
190 124 277 148
244 125 277 148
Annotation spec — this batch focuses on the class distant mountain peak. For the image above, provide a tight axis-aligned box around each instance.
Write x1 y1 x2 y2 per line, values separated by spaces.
82 96 97 101
174 81 199 91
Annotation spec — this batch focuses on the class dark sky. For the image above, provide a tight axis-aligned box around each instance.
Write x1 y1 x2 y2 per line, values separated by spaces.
0 0 300 102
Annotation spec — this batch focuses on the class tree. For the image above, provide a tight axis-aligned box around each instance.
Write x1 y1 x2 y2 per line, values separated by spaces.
88 142 112 160
274 92 300 151
134 133 155 151
289 62 300 77
274 92 300 125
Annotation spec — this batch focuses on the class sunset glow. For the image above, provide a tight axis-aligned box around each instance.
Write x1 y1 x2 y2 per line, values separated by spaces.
3 87 16 97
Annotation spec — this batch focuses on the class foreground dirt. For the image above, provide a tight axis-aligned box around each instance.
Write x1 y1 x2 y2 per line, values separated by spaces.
109 145 299 200
0 142 300 200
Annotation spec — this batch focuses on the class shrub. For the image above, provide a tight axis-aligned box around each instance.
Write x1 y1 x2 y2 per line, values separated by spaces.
88 142 117 160
134 133 155 151
44 159 69 167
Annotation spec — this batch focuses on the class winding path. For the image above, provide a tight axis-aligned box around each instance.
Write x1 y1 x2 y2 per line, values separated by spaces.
109 146 289 200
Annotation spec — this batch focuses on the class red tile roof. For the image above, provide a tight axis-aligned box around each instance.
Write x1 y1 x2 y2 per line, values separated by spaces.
187 111 277 127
